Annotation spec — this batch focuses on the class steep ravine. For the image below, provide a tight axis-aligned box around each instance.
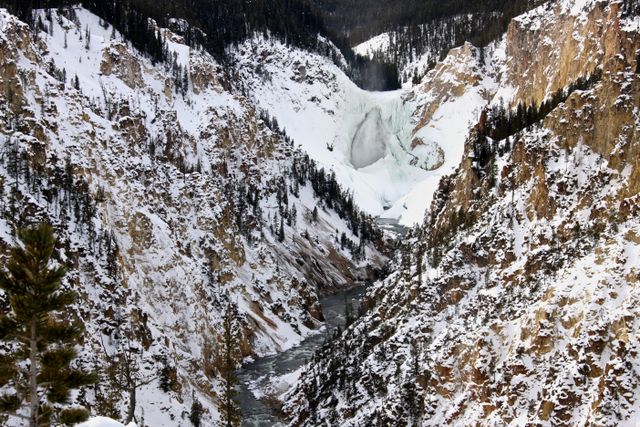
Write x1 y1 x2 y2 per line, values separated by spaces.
238 219 405 426
285 1 640 426
238 286 366 426
0 7 387 424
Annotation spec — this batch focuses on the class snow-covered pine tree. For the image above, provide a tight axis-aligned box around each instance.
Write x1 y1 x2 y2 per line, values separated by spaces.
189 392 203 427
0 223 95 427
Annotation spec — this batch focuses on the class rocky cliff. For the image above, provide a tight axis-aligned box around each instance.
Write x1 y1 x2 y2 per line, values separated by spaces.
0 7 384 425
287 1 640 426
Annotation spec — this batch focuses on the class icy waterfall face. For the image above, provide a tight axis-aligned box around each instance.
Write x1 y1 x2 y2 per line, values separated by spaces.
350 107 391 169
232 37 477 225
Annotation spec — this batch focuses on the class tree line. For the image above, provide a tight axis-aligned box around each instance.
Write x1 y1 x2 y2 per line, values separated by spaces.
0 0 402 91
311 0 546 83
312 0 544 46
488 70 603 141
471 69 603 176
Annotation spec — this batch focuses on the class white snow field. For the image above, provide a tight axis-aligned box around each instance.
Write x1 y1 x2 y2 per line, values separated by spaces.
77 417 136 427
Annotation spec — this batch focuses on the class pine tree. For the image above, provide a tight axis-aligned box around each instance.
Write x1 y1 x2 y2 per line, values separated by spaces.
158 356 173 393
0 223 95 426
415 246 424 283
278 217 285 242
84 24 91 50
219 304 241 427
102 330 157 425
291 204 297 227
189 393 203 427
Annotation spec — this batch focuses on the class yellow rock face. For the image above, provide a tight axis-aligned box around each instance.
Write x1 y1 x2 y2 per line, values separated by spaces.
99 42 144 89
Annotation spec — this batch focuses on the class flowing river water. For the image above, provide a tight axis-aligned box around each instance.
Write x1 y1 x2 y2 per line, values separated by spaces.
237 286 365 427
237 218 405 426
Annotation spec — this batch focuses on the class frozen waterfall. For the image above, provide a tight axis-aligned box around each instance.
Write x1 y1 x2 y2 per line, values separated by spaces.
350 107 391 169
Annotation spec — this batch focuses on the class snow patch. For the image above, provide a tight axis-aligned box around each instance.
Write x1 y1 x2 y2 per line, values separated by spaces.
77 417 136 427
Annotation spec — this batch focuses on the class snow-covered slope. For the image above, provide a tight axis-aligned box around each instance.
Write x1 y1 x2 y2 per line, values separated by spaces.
353 32 391 59
287 1 640 425
78 417 136 427
232 37 494 225
353 14 507 89
387 42 499 223
0 6 384 425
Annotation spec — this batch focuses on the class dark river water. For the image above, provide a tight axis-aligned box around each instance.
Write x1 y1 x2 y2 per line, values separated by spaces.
377 217 410 239
237 286 365 427
237 218 404 426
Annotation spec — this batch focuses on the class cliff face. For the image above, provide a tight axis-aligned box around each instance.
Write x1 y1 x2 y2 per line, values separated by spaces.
0 7 384 424
502 0 640 108
288 1 640 426
411 42 495 135
401 0 640 226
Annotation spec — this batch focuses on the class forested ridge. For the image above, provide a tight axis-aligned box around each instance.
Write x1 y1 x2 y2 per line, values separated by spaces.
0 0 560 90
311 0 544 45
312 0 546 83
0 0 556 91
1 0 328 57
0 0 403 90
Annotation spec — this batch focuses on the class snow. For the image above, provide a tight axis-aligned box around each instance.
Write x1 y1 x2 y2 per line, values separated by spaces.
250 367 304 401
563 0 597 16
350 107 390 169
3 0 636 424
0 6 386 425
232 37 494 225
77 417 136 427
621 409 640 427
232 39 424 224
622 7 640 33
285 0 640 423
515 0 597 31
353 33 391 59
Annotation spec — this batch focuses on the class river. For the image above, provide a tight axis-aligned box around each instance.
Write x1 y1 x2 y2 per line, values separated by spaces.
237 218 405 426
237 286 365 427
377 217 410 239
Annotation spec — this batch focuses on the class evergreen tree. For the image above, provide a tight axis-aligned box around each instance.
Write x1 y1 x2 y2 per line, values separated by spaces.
406 339 424 425
189 393 203 427
278 217 285 242
291 204 297 227
102 333 157 425
219 304 240 427
415 244 425 283
0 223 95 427
158 356 174 393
